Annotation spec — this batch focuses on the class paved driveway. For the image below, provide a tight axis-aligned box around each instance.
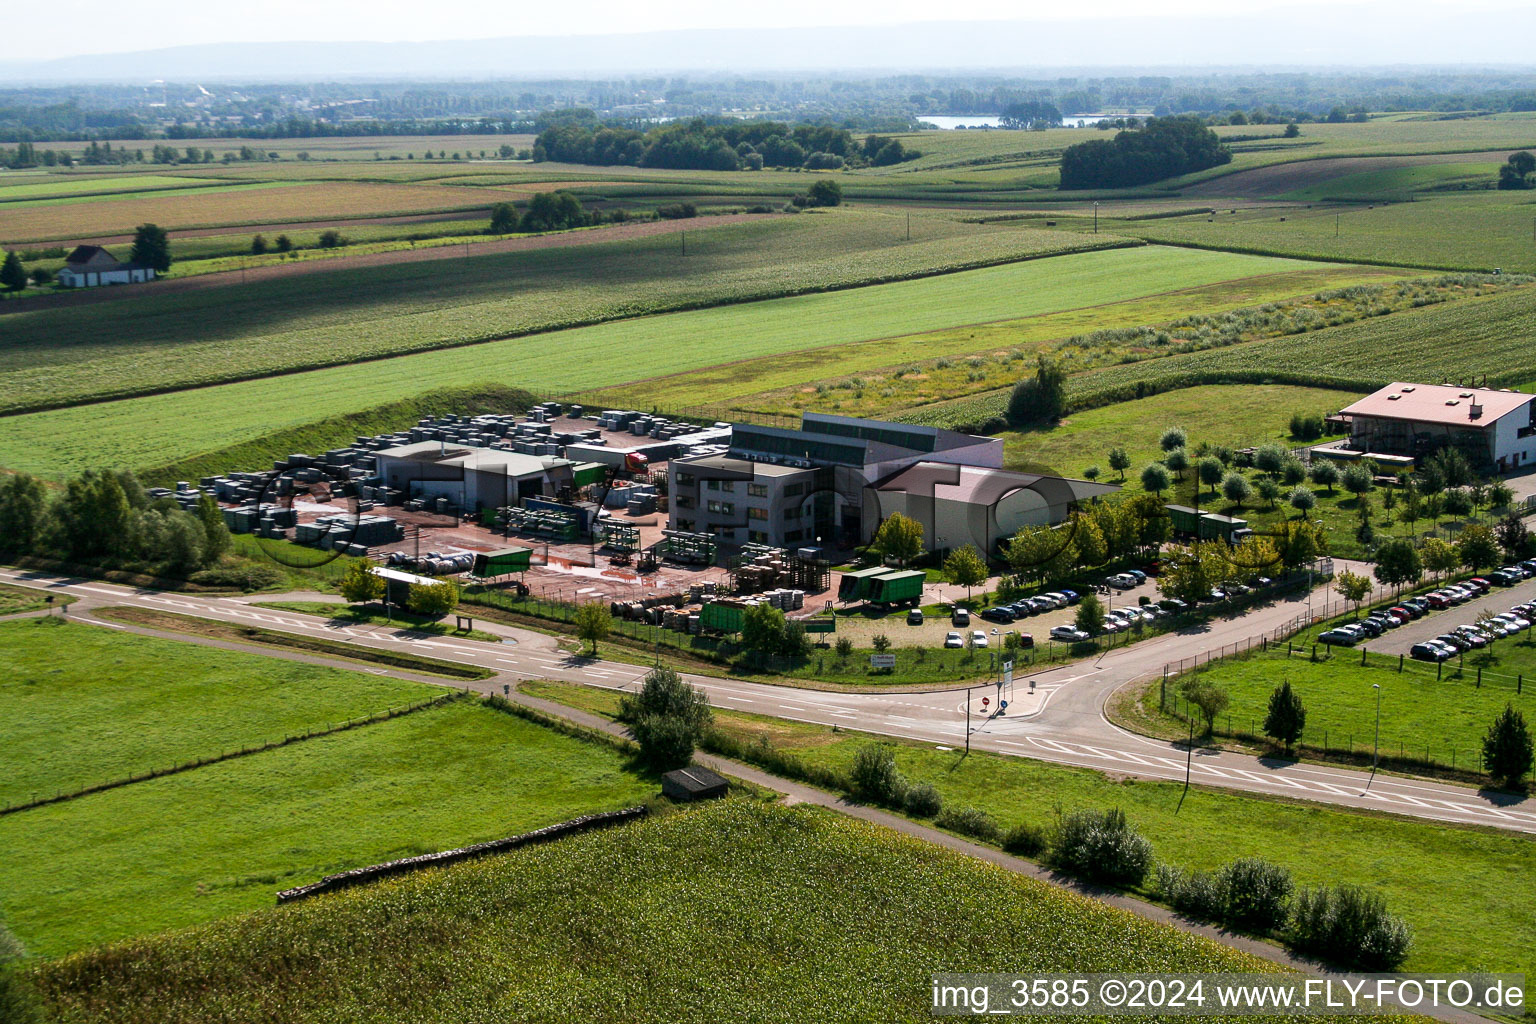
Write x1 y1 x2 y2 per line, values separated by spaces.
1358 575 1536 655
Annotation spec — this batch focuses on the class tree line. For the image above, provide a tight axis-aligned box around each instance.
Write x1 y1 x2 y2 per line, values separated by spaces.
1059 115 1231 189
532 116 918 172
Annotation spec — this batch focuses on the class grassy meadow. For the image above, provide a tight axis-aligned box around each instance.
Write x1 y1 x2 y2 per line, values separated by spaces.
0 244 1362 477
0 582 73 616
526 681 1536 979
26 800 1385 1024
0 694 655 957
0 617 432 805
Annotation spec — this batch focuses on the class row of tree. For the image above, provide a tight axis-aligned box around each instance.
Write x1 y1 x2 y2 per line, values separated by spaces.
1059 115 1232 189
531 117 905 172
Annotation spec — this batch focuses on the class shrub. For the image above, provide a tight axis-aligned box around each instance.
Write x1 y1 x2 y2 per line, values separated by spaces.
1217 858 1294 933
1156 863 1225 920
834 635 854 658
849 743 906 806
1048 807 1153 885
1002 822 1047 856
903 782 943 818
188 562 285 591
936 805 1001 842
1287 885 1412 970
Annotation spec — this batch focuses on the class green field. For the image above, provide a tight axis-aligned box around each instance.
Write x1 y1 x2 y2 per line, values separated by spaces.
0 617 432 805
527 681 1536 978
0 174 229 201
25 800 1382 1024
0 582 72 616
0 245 1369 477
0 696 653 957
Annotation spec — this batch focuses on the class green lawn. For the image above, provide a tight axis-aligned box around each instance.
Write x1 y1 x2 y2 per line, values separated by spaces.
252 600 505 643
0 581 74 615
0 698 653 957
28 800 1390 1024
0 245 1366 477
525 680 1536 979
0 617 431 806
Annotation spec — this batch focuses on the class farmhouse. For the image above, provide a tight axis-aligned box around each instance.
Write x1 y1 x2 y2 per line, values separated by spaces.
55 245 156 288
1336 382 1536 474
666 413 1113 554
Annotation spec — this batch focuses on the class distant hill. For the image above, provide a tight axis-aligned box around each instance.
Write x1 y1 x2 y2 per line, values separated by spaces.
5 6 1536 82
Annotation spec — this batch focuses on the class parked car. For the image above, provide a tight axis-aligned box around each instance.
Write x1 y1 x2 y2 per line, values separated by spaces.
951 607 970 627
1496 612 1531 631
970 630 989 648
1016 633 1035 649
1125 569 1148 584
944 631 965 649
1411 642 1452 662
1434 633 1471 652
906 609 925 626
980 606 1014 624
1044 592 1070 608
1451 626 1490 648
1050 625 1091 643
1158 598 1188 612
1353 618 1385 637
1489 569 1521 586
1319 628 1361 646
1389 605 1419 621
1059 588 1081 604
1468 577 1492 593
1425 592 1450 610
1107 574 1137 590
1025 596 1055 614
1402 598 1429 615
1522 559 1536 574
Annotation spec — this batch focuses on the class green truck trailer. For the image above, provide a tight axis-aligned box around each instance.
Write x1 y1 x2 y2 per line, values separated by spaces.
838 567 925 607
1165 504 1252 544
700 600 751 633
471 547 533 576
838 566 893 603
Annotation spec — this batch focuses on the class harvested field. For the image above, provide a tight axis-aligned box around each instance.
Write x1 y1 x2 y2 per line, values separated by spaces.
1183 149 1519 198
0 180 517 243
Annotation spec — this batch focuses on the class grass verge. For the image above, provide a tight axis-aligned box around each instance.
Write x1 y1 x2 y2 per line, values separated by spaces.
251 601 505 643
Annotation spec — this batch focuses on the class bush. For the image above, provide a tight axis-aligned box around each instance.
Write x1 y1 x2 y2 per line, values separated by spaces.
1048 807 1153 885
406 580 459 618
629 713 697 772
903 782 943 818
1287 884 1412 970
656 202 698 219
1156 863 1225 920
188 561 285 591
849 743 906 806
936 805 1001 842
834 635 854 658
1002 822 1047 856
1217 858 1294 933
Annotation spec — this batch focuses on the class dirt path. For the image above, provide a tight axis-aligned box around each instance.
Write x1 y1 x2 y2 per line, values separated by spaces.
0 213 768 316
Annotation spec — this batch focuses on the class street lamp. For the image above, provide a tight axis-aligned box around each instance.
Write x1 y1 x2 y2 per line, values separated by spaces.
1092 201 1100 234
1371 683 1382 777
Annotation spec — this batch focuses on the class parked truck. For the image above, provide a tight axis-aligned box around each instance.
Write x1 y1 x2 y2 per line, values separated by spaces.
700 599 752 634
865 569 926 608
838 566 892 603
1165 503 1251 544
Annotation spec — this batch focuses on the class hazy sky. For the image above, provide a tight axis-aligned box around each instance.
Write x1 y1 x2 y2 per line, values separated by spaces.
0 0 1433 61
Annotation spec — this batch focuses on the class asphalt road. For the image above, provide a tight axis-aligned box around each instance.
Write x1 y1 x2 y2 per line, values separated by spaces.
1363 574 1536 656
5 565 1533 835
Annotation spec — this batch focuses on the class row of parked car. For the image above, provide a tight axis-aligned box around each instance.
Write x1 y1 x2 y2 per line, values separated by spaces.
1408 600 1534 661
971 588 1083 625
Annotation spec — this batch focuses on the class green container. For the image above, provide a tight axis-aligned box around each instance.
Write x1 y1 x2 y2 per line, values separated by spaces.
868 569 925 606
473 548 532 576
838 566 892 602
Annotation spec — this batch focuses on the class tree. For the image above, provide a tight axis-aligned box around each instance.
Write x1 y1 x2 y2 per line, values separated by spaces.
1221 471 1253 510
1372 538 1422 593
318 229 344 248
1288 485 1316 515
1309 460 1339 494
488 202 518 234
250 234 269 255
1487 481 1515 510
521 190 587 232
1274 519 1328 571
1180 677 1229 737
1059 116 1231 189
130 223 171 272
1421 537 1459 580
1334 570 1372 617
1254 443 1286 477
870 512 924 567
1442 488 1473 520
619 664 712 770
194 492 230 563
574 602 612 656
850 743 906 804
339 559 385 604
1083 465 1101 482
1006 523 1075 585
1496 513 1532 560
741 602 791 657
1159 426 1188 453
1284 122 1301 137
1074 515 1108 569
1457 523 1500 572
1341 463 1374 498
0 251 27 292
0 473 47 553
1256 478 1282 510
1197 457 1224 495
806 178 843 207
943 544 987 602
1482 705 1534 789
1140 463 1171 496
1006 355 1068 426
1280 459 1307 487
406 580 460 618
1158 545 1218 605
274 234 293 252
1264 680 1306 755
1165 447 1190 480
1075 593 1107 636
1498 151 1535 190
1108 447 1131 481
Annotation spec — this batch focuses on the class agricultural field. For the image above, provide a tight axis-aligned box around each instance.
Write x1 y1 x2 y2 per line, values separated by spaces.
22 800 1367 1024
38 133 537 162
0 617 432 805
527 680 1536 979
0 174 231 201
0 180 519 242
0 692 655 957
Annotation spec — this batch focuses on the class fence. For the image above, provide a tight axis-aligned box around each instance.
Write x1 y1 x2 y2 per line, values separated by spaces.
276 806 648 903
0 693 459 817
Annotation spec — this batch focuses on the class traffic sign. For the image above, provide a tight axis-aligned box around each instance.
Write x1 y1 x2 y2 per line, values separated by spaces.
1001 700 1008 710
869 653 896 669
1003 660 1013 687
982 696 990 706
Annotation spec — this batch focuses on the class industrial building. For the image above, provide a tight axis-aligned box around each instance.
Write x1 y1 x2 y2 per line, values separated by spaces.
1335 383 1536 474
374 441 606 511
666 412 1114 554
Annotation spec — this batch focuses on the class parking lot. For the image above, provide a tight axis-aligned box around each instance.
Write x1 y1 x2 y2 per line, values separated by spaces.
1349 570 1536 657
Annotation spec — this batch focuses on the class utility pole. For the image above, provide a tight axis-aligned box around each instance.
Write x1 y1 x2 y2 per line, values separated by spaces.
905 211 910 241
1093 201 1100 234
1184 714 1194 791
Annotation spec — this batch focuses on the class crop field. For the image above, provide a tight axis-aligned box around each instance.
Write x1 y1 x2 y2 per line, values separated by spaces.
0 245 1385 477
529 680 1536 979
0 695 654 957
0 174 231 201
0 617 432 806
41 133 538 163
24 801 1361 1024
1093 191 1536 273
916 281 1536 431
0 180 518 243
582 265 1408 416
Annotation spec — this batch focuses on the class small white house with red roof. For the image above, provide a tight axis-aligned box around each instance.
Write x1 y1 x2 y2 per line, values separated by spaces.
56 245 156 288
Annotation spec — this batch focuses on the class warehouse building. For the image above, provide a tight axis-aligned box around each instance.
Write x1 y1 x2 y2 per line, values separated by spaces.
1336 383 1536 474
374 441 605 512
667 413 1112 553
